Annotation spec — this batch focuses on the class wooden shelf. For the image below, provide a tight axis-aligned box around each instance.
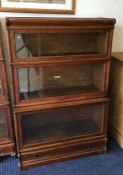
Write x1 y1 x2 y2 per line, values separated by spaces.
20 85 100 100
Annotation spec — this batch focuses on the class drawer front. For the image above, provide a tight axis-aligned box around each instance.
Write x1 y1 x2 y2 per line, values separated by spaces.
0 144 14 156
21 139 106 163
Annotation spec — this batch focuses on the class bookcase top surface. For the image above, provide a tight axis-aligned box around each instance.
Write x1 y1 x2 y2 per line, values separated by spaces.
6 17 116 30
112 52 123 62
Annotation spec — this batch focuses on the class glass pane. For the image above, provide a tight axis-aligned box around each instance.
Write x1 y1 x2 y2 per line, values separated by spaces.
0 109 8 139
15 31 107 58
21 103 105 145
18 64 104 101
0 79 3 96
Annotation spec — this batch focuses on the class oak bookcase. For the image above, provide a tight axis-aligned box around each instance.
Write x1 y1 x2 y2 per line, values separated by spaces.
0 38 14 156
6 17 115 169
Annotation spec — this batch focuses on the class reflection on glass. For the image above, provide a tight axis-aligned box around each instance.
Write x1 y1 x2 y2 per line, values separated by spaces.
0 109 8 139
21 103 104 145
15 31 107 58
18 64 104 101
0 79 3 96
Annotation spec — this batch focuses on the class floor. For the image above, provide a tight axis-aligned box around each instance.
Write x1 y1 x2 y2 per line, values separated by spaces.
0 137 123 175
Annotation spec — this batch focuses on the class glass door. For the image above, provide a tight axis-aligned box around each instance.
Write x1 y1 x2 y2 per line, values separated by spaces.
15 62 106 103
13 30 108 61
16 101 107 148
0 61 8 99
0 108 8 139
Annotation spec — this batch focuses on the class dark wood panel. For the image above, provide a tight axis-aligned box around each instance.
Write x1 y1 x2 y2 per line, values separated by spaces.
20 138 106 170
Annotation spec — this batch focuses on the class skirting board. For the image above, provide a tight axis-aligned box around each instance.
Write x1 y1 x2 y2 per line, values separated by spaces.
110 121 123 149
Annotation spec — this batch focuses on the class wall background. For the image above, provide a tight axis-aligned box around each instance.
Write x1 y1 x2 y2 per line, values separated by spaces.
0 0 122 51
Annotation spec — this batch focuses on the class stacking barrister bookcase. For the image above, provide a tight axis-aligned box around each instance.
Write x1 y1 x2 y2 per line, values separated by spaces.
0 39 14 156
6 17 115 169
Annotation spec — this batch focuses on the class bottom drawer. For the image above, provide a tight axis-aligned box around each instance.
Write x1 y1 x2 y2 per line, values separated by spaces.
0 143 14 156
20 138 106 170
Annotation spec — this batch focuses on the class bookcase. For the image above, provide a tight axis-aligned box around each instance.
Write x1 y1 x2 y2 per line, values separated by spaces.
0 41 14 156
6 17 115 169
109 52 123 148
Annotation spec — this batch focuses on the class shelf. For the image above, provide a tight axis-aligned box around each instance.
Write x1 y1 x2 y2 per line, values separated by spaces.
24 52 101 57
23 118 99 145
20 85 100 100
